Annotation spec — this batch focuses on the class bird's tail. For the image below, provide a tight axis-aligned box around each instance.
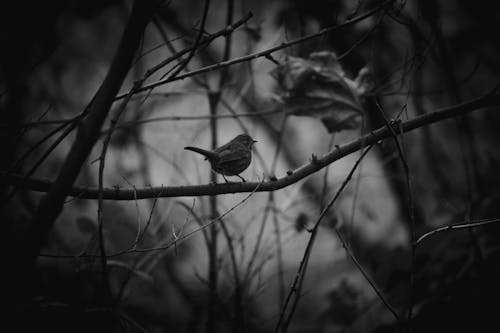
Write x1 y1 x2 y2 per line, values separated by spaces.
184 146 217 160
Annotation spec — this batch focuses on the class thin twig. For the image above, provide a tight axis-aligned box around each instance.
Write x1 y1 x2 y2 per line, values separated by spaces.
145 11 252 82
28 0 159 272
275 145 373 333
20 108 282 128
100 108 283 135
414 218 500 246
96 78 146 307
39 178 264 259
337 7 385 60
176 200 210 245
3 113 86 202
374 100 415 324
335 229 400 320
117 1 393 99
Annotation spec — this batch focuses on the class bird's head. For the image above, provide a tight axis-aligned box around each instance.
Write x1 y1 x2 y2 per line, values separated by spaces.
235 134 257 148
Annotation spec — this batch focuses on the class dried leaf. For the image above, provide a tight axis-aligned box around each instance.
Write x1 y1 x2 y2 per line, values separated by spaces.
273 51 371 133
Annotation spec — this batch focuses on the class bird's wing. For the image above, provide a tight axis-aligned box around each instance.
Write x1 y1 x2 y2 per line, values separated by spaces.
218 147 245 163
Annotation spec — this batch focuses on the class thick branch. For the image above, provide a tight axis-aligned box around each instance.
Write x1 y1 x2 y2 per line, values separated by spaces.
4 92 499 200
29 1 157 245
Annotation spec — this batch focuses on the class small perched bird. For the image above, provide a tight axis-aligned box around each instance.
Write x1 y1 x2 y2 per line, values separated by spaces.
184 134 257 182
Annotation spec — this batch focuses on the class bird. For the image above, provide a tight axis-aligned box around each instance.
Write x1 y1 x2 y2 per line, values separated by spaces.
184 134 257 182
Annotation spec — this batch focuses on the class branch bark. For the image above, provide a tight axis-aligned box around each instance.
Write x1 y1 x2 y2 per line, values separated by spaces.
4 91 499 200
28 0 157 259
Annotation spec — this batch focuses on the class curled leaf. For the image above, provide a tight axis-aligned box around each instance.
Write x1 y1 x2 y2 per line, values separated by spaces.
273 51 371 133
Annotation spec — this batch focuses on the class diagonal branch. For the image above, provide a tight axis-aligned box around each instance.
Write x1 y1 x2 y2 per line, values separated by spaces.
414 218 500 246
4 91 499 200
276 145 374 332
28 1 158 256
116 0 393 98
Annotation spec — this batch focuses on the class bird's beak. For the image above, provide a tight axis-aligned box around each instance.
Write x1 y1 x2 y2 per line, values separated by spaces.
253 140 258 143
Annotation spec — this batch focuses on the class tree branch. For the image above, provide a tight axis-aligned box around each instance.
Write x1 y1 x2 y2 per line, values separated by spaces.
414 218 500 246
3 92 499 200
115 0 392 98
28 1 157 254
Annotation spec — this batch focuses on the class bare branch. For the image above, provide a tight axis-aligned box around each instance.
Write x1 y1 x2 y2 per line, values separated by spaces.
3 92 499 200
39 178 265 259
276 145 373 332
116 0 393 99
414 218 500 246
27 1 159 261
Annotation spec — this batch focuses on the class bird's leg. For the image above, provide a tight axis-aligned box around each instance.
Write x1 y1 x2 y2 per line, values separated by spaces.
222 175 229 183
236 175 246 182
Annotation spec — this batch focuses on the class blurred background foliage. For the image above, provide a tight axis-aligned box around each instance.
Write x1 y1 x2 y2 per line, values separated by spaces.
1 0 500 332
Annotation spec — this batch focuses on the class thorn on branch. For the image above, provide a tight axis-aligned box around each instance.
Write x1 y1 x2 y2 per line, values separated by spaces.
229 11 253 32
90 157 102 165
265 54 280 65
489 81 500 96
388 119 402 133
